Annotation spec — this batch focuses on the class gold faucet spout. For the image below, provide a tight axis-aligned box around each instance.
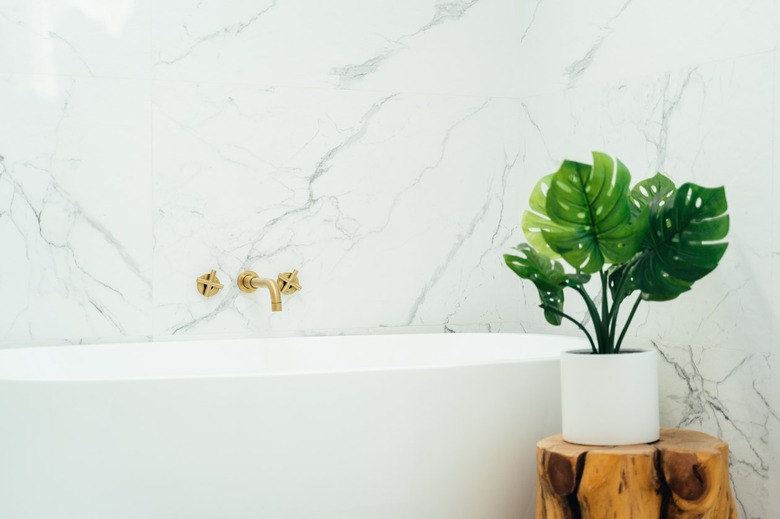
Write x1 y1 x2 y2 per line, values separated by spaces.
237 271 282 311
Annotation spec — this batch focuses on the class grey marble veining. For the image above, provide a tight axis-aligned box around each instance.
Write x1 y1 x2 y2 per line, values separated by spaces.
518 0 777 98
0 77 152 345
331 0 482 87
151 81 523 336
656 344 779 517
155 1 278 68
562 0 635 88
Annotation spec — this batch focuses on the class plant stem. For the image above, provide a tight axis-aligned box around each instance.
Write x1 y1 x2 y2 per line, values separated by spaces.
539 305 597 353
600 270 610 353
572 285 604 353
609 299 621 347
608 275 628 347
615 295 642 353
606 262 637 349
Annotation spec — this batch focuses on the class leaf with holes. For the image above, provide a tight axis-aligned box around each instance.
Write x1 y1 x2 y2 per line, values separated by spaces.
629 172 676 219
633 183 729 301
522 174 563 259
504 151 730 354
504 244 570 325
524 152 645 274
607 173 676 299
608 263 637 301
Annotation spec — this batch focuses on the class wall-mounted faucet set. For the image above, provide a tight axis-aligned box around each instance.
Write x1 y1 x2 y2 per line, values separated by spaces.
196 269 301 312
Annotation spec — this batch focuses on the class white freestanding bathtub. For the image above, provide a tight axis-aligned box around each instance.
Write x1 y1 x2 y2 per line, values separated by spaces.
0 333 583 519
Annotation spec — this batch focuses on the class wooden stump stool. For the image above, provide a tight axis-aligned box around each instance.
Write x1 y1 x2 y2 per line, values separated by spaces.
536 428 737 518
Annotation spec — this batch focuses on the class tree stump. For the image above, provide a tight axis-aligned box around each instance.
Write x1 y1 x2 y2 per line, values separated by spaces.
536 428 737 518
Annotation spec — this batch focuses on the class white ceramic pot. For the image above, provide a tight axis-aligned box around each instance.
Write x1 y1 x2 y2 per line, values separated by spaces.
560 349 659 446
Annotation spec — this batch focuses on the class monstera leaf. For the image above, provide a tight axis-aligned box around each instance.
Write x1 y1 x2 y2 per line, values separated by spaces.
521 174 562 259
523 152 646 274
608 172 677 299
504 244 589 325
608 262 637 301
505 151 730 354
629 172 676 219
632 183 729 301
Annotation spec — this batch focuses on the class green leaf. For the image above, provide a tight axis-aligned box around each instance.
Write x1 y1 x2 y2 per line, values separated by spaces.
608 263 637 301
628 172 674 252
525 152 643 273
521 174 562 259
629 172 676 219
504 244 570 325
633 183 729 301
566 272 591 286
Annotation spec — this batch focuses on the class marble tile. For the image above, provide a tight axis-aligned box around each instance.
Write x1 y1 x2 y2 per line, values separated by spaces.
332 0 524 98
775 1 780 50
0 76 153 346
440 322 583 337
151 324 446 344
656 345 779 518
0 0 151 83
151 0 523 97
300 324 444 338
518 0 776 97
773 50 780 347
152 81 524 339
765 353 780 514
515 53 776 354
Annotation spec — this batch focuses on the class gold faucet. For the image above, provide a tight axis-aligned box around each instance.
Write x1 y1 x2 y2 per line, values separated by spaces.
237 270 301 312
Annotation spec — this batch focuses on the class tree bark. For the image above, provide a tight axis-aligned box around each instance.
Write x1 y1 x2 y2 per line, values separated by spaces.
536 429 737 518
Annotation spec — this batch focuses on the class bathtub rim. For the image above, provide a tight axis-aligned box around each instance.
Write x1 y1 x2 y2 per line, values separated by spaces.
0 332 587 383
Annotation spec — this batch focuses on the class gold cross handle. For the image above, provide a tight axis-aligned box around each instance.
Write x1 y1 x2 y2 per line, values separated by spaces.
277 269 302 295
196 269 224 297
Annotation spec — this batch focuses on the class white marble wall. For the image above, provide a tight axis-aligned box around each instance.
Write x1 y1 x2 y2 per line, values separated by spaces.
0 0 529 345
1 0 779 516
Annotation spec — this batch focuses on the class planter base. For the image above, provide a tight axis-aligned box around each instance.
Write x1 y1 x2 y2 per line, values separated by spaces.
536 429 737 518
560 348 659 445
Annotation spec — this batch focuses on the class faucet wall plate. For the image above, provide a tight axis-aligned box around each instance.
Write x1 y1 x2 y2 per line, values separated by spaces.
277 270 301 295
237 271 260 293
196 270 224 297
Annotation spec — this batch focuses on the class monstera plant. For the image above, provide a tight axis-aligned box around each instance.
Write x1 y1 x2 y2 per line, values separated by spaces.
504 151 729 355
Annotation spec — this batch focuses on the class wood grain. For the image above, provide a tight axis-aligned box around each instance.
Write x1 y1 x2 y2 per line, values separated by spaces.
536 429 737 518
